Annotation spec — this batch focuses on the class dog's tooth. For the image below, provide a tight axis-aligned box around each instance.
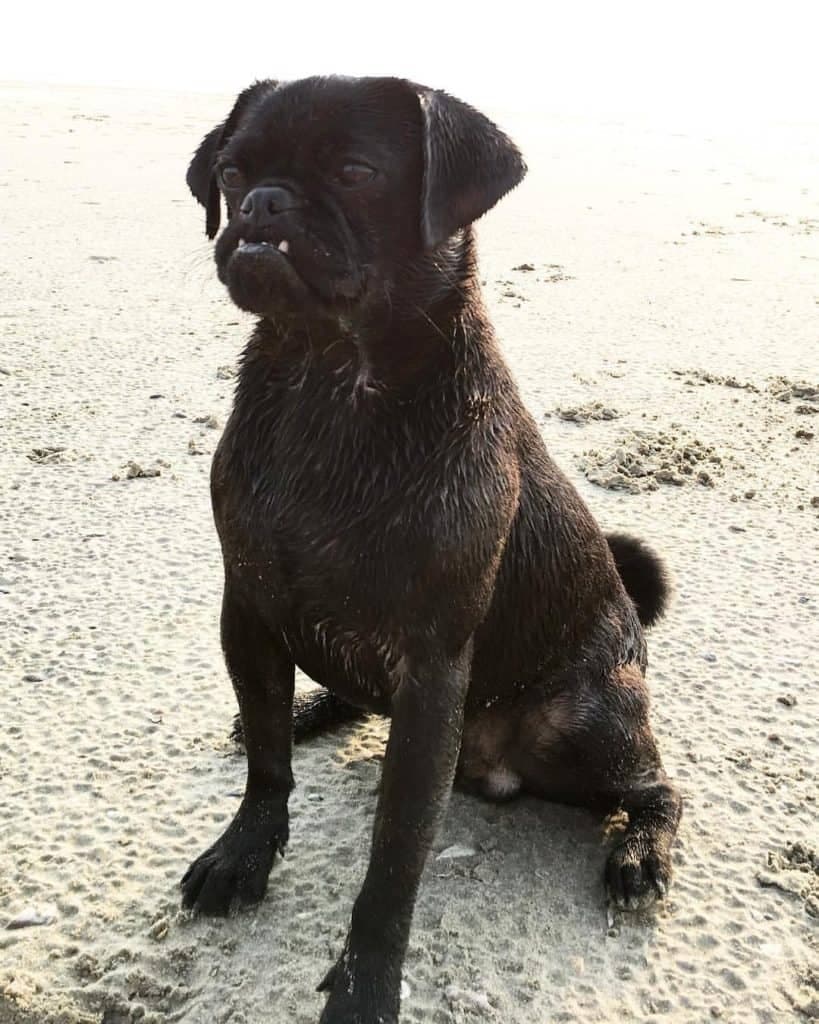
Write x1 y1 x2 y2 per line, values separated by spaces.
238 238 246 248
278 239 290 254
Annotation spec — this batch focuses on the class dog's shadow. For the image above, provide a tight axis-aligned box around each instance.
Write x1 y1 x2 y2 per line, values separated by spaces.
161 715 666 1024
291 714 663 935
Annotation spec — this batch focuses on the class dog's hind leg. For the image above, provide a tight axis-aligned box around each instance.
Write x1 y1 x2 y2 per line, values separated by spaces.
603 758 682 910
513 663 682 910
230 687 367 747
181 583 295 914
291 689 368 738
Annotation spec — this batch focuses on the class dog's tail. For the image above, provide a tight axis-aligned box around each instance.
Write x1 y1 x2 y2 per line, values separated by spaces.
605 532 670 628
231 688 365 747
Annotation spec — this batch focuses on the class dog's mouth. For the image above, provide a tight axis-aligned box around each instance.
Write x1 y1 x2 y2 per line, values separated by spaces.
230 228 297 263
217 226 308 308
236 237 292 256
219 223 365 318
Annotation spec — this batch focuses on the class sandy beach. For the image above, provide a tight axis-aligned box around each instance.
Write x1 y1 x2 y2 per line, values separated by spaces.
0 82 817 1023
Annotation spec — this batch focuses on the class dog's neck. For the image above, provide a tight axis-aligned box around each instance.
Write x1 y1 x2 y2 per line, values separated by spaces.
244 228 496 395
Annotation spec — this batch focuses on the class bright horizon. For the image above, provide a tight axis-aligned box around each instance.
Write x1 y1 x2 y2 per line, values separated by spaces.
3 0 819 126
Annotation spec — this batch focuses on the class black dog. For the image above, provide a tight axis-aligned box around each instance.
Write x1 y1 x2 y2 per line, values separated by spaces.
182 76 682 1024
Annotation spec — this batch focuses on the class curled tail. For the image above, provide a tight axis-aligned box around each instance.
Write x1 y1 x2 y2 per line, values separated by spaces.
605 532 670 628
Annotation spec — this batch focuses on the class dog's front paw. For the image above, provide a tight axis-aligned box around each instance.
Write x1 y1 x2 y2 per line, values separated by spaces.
318 946 400 1024
180 797 288 915
606 834 672 911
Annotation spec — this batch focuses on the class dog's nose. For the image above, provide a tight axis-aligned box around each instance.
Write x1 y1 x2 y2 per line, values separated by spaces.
239 185 305 224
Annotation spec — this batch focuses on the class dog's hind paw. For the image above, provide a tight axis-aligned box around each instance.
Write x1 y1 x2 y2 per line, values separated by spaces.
180 796 288 915
605 836 671 911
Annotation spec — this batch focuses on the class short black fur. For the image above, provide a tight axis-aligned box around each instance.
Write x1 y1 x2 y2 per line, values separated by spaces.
180 75 682 1024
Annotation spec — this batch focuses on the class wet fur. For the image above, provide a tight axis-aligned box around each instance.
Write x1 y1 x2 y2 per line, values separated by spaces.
235 532 669 746
180 76 682 1024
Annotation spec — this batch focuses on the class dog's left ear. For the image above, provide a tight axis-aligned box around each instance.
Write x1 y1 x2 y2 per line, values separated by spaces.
417 89 526 249
186 80 276 239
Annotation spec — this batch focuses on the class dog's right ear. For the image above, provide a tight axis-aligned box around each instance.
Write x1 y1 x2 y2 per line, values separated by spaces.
186 124 225 239
186 81 276 239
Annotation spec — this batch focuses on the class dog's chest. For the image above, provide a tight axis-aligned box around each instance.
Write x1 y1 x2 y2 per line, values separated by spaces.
219 384 410 532
213 357 513 660
213 367 467 605
212 378 454 698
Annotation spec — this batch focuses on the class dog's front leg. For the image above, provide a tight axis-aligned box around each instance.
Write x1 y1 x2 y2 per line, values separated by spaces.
181 583 294 915
318 644 471 1024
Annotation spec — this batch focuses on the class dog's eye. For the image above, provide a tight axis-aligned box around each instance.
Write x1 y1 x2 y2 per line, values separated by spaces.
218 165 244 190
334 162 376 187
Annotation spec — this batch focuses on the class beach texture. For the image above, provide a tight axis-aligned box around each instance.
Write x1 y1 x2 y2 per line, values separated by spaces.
0 83 817 1023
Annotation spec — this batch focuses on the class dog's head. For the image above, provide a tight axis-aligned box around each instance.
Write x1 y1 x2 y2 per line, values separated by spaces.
187 76 525 323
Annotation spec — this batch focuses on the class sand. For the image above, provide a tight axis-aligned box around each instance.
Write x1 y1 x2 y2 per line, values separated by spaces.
0 82 817 1024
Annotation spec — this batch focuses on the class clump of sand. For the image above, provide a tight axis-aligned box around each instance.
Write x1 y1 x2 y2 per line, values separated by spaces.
757 842 819 919
672 368 760 393
768 378 819 403
555 401 620 423
578 429 722 492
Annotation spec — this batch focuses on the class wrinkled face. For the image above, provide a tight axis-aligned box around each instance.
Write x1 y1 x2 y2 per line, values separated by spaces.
188 76 527 327
207 78 424 321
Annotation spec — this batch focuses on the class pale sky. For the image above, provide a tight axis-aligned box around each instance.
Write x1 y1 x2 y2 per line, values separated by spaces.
3 0 818 124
